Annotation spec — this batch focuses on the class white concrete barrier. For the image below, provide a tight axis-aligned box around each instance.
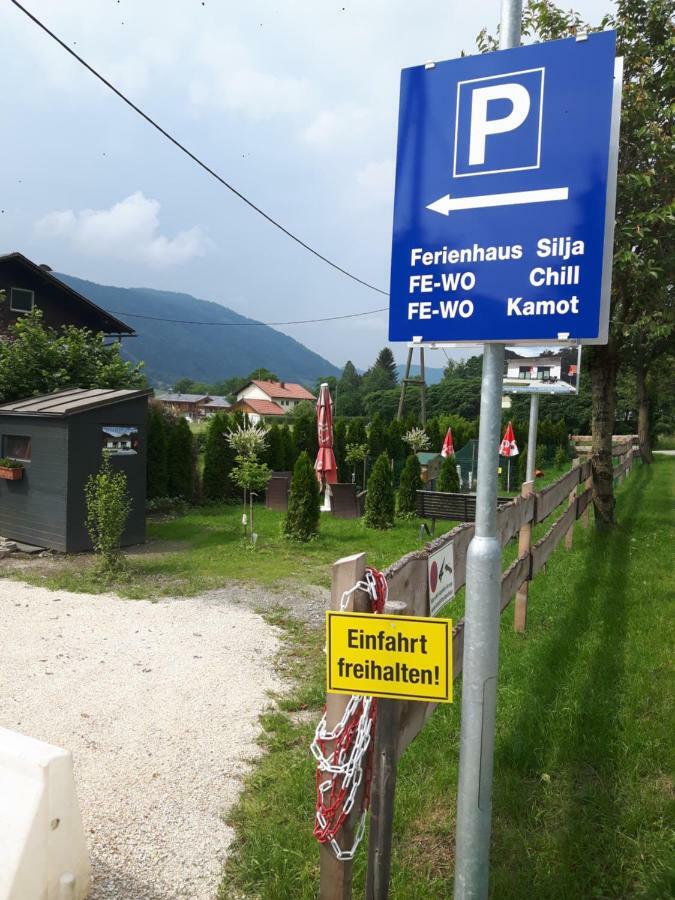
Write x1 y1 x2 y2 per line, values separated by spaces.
0 728 90 900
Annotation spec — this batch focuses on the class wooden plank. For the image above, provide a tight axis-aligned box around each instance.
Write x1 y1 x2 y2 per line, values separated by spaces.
497 493 534 547
319 552 368 900
531 503 577 576
577 487 592 519
535 466 581 523
579 458 592 481
388 556 434 758
565 459 580 550
501 555 531 613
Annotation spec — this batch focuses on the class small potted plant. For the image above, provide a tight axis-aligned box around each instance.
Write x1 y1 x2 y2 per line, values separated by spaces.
0 458 24 480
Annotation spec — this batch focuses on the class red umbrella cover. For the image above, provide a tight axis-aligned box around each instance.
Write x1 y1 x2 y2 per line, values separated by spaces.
315 384 338 486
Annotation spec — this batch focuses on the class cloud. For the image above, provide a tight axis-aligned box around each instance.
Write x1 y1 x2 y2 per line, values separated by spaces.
188 35 313 121
35 192 209 267
355 159 395 205
300 104 371 148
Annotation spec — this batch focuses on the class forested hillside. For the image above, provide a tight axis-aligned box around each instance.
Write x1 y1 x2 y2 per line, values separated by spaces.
57 273 340 386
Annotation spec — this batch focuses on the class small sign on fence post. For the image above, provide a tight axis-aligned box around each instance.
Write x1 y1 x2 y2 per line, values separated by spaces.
326 611 452 704
428 542 455 616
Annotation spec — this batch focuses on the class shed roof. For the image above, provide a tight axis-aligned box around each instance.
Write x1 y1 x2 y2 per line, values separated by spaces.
417 452 442 464
0 252 135 336
0 388 152 417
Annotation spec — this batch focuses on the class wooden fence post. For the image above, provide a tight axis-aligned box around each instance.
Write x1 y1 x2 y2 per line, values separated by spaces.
319 552 368 900
365 599 407 900
565 459 580 550
514 480 534 633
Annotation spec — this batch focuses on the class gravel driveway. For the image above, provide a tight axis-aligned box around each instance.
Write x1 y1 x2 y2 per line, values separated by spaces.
0 579 284 900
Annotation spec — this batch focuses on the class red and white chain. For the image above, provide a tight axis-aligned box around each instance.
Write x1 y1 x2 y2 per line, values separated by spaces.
311 567 387 861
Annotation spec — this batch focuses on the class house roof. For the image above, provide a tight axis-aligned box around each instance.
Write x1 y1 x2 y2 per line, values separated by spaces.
417 452 442 464
246 380 316 401
202 396 231 409
0 387 152 417
0 252 135 336
507 355 562 366
235 398 286 417
154 392 211 404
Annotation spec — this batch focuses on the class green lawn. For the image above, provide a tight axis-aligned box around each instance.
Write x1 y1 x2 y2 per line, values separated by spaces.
222 459 674 899
5 504 453 599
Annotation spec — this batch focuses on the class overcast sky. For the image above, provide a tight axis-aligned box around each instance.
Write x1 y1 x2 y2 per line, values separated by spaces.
0 0 612 370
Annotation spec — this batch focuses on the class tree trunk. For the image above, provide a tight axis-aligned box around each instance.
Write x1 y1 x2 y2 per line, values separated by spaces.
588 343 619 530
635 362 653 463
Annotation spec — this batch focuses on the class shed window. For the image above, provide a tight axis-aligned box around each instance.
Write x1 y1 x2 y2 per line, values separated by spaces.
9 288 34 313
3 434 31 461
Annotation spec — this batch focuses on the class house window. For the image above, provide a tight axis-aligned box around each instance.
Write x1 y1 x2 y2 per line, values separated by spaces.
518 366 530 379
10 287 34 313
3 434 31 461
537 367 552 381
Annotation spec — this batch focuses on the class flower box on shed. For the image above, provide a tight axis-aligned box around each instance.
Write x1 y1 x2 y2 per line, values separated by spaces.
0 465 23 481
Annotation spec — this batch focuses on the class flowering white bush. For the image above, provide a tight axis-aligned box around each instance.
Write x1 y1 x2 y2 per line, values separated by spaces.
403 427 430 454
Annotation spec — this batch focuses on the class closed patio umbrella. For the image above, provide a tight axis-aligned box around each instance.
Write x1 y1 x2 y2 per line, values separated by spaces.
315 383 338 492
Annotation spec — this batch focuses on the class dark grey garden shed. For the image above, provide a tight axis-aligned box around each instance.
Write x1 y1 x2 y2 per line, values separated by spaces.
0 387 151 552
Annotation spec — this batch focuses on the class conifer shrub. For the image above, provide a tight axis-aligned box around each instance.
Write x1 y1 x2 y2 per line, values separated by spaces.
365 452 395 530
554 445 569 470
283 451 321 541
202 412 235 502
397 453 423 518
167 416 194 502
281 424 296 470
266 424 286 472
146 403 168 499
437 454 460 492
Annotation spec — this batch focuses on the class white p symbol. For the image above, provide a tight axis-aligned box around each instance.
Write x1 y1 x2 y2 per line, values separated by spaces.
468 83 531 166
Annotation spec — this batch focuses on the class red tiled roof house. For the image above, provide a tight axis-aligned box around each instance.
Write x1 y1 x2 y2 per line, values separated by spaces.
234 380 315 424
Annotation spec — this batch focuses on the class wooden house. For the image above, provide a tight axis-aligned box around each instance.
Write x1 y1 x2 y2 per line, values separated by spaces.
0 252 134 339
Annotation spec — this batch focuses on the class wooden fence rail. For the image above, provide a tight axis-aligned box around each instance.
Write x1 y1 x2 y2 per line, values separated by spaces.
320 443 639 898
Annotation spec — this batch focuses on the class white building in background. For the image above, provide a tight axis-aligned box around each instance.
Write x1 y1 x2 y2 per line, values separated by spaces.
505 355 563 382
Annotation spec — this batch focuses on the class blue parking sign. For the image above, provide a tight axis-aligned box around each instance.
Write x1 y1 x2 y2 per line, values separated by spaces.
389 32 621 345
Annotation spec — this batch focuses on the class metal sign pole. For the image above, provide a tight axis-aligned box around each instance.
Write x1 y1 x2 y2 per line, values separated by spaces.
453 4 522 898
526 393 540 482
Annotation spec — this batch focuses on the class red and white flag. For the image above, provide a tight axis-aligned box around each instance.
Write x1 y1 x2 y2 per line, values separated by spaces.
441 427 455 458
499 422 519 457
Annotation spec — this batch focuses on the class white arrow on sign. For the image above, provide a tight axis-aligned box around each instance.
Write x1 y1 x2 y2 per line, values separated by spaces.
426 186 569 215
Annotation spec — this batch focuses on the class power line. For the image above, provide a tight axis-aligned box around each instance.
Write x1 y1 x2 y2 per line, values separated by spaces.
9 0 389 298
108 306 388 326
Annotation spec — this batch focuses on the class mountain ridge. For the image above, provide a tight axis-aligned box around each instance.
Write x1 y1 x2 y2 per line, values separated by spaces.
57 273 341 387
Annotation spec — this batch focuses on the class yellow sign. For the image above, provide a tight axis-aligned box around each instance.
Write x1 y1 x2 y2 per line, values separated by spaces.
326 611 452 703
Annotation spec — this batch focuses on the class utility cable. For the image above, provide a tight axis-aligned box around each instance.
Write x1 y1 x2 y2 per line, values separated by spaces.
9 0 389 298
106 306 388 326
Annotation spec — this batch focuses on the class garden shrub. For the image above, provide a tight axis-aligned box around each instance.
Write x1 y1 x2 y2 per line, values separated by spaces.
146 403 169 499
554 445 569 470
365 452 395 530
397 453 422 518
202 412 235 501
167 416 194 502
85 455 132 572
437 454 460 492
283 451 320 541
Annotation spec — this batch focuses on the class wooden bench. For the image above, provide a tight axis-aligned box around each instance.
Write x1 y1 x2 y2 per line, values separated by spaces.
330 483 367 519
265 472 291 511
416 490 512 532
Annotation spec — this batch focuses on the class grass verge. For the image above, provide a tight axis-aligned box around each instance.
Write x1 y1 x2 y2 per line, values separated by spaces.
2 505 453 599
220 459 674 899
